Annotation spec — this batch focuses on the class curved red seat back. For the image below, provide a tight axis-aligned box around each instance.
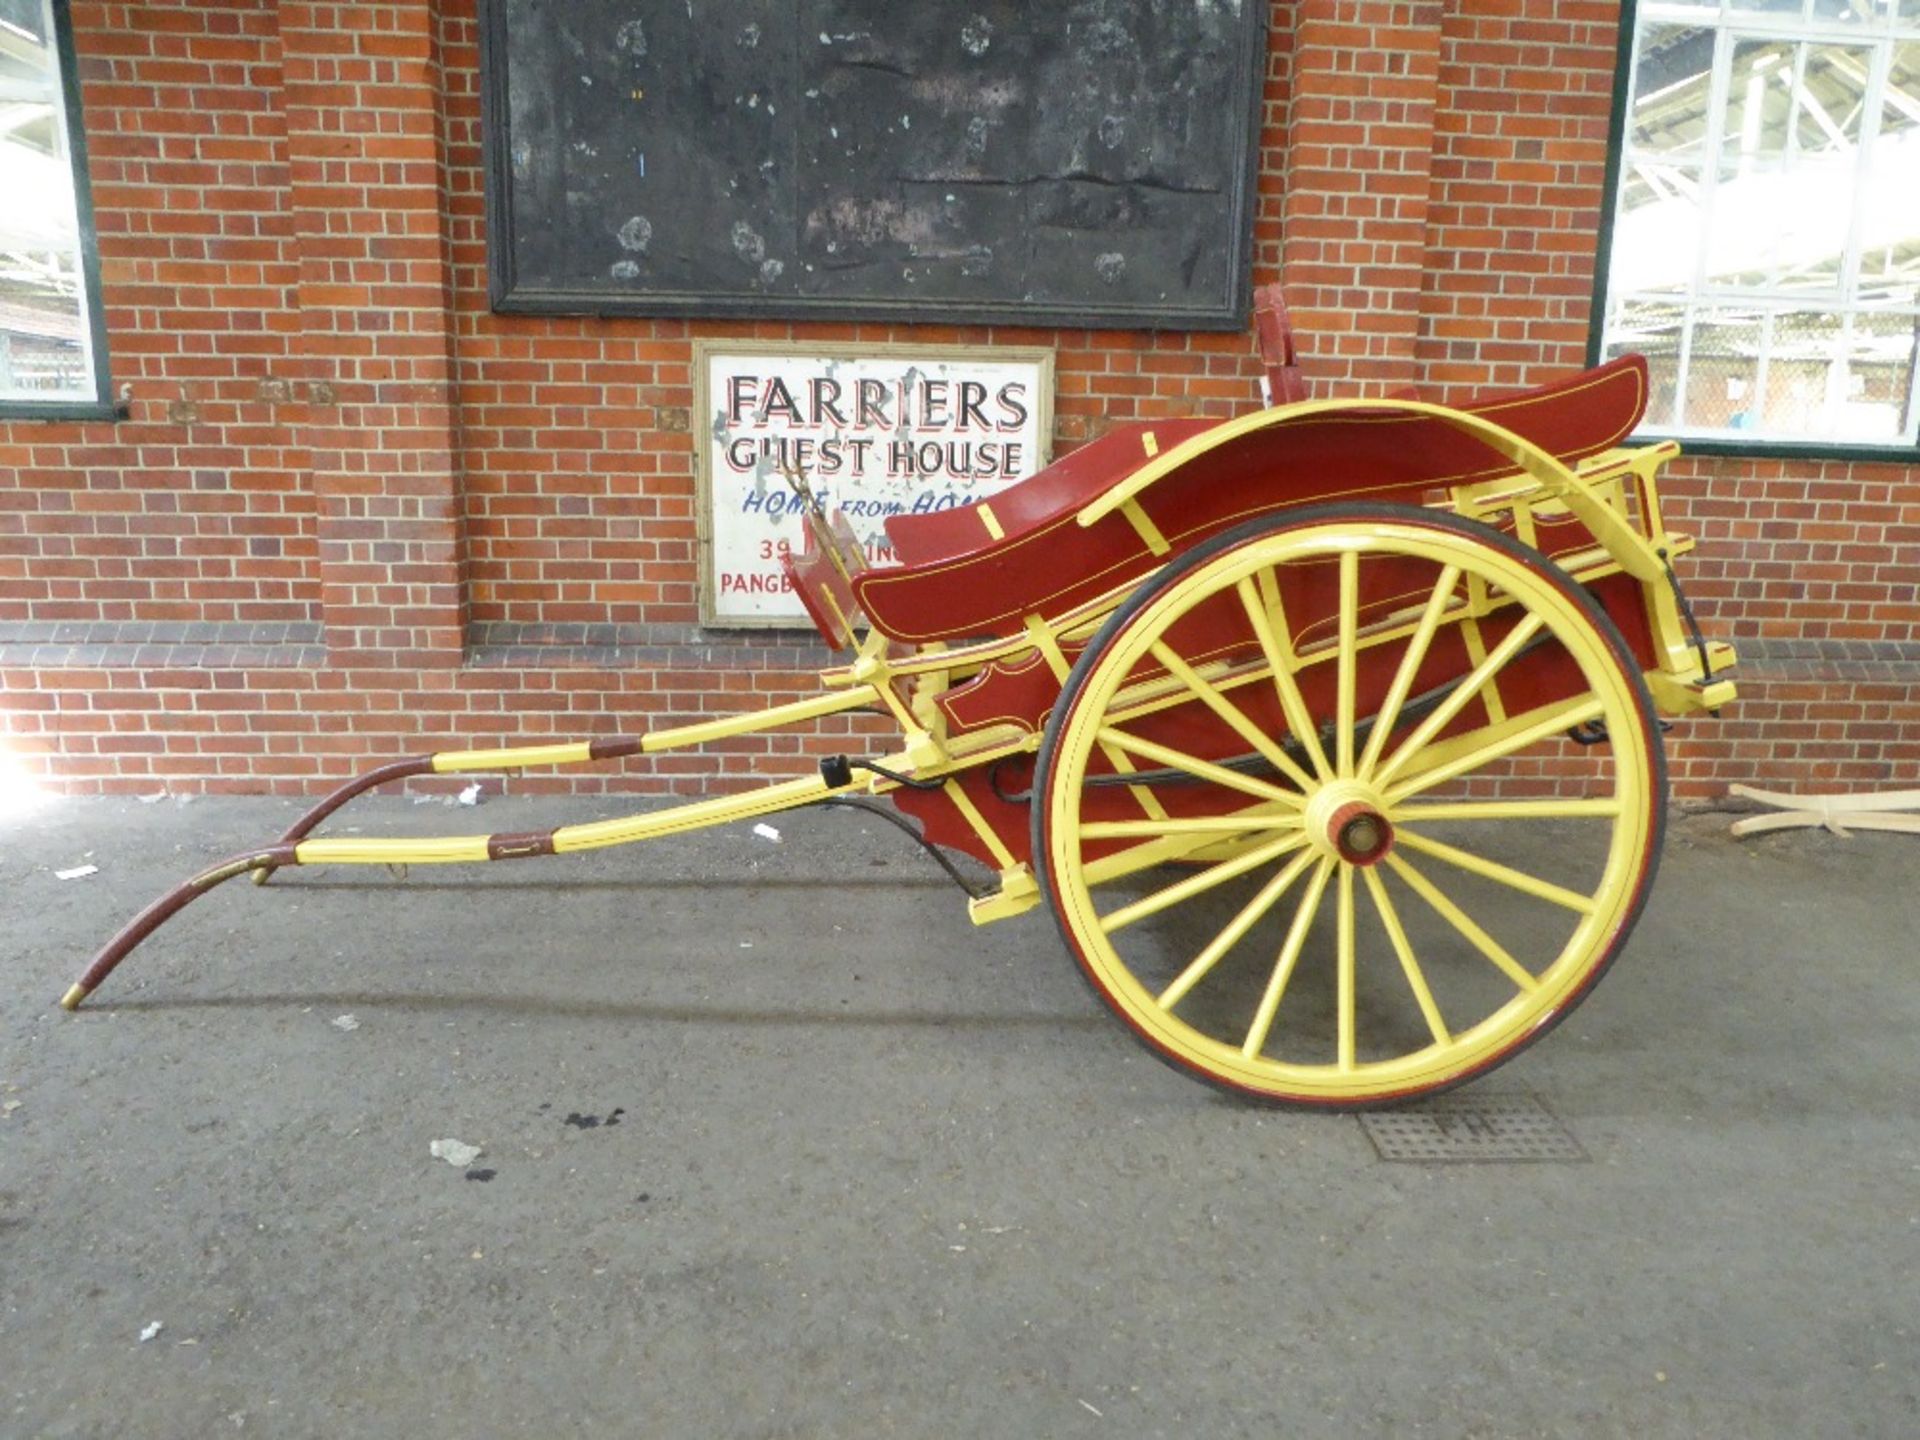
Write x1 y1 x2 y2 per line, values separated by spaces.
855 354 1649 646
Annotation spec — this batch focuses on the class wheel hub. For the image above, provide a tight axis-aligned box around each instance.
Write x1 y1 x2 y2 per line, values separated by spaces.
1305 780 1394 867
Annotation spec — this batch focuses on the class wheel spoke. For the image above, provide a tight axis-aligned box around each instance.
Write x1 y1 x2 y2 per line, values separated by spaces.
1095 726 1303 807
1148 640 1319 793
1384 852 1540 995
1158 847 1319 1010
1241 856 1335 1059
1099 830 1309 934
1361 866 1451 1047
1335 549 1359 778
1357 564 1460 782
1371 613 1545 790
1383 695 1605 807
1079 808 1303 840
1336 864 1356 1071
1095 735 1171 823
1392 798 1621 821
1237 576 1335 783
1082 825 1278 887
1393 828 1598 914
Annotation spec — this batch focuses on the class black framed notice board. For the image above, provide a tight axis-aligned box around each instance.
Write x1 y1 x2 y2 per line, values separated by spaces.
479 1 1267 330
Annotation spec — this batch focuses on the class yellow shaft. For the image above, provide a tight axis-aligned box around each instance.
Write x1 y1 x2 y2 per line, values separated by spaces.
432 742 594 774
294 775 839 868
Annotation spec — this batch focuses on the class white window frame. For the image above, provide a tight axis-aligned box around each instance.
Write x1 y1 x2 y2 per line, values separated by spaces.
1593 0 1920 457
0 0 111 419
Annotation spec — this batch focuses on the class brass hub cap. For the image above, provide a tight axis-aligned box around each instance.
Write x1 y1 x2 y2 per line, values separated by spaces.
1327 801 1394 866
1305 781 1395 867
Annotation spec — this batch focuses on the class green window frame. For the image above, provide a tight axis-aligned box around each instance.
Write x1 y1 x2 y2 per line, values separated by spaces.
1591 0 1920 460
0 0 111 420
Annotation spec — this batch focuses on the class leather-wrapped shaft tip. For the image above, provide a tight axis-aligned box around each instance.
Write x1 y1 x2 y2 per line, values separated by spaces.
60 983 89 1012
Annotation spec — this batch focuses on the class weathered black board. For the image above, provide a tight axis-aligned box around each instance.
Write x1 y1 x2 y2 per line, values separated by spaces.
480 1 1266 329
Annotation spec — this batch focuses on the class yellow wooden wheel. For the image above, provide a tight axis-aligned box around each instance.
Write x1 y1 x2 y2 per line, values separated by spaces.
1033 504 1666 1107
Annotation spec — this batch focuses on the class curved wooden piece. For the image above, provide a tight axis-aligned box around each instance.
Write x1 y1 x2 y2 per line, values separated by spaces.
881 417 1218 568
1079 382 1661 582
854 357 1653 645
781 510 867 649
251 735 655 884
1728 783 1920 839
63 769 845 1010
1730 783 1920 814
250 756 435 884
62 844 300 1009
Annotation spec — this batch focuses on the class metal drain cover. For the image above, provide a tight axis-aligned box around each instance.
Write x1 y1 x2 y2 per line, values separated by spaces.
1359 1093 1586 1162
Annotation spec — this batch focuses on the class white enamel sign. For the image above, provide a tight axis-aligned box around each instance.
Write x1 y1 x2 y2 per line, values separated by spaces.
695 341 1054 627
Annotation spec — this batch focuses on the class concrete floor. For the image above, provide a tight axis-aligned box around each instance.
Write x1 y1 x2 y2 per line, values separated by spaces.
1 793 1915 1438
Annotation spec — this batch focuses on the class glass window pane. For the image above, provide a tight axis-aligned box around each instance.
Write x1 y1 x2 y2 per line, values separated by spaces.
1616 26 1715 297
1859 40 1920 304
1844 309 1920 438
1716 37 1796 179
1808 0 1891 25
1794 43 1873 153
1630 25 1716 169
1609 0 1920 445
0 0 48 39
0 260 91 397
1682 310 1767 429
1705 41 1869 293
0 1 98 406
1760 310 1843 430
1604 297 1686 428
0 0 57 90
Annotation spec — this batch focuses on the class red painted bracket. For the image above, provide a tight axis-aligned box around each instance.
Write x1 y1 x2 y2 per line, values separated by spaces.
1253 283 1309 406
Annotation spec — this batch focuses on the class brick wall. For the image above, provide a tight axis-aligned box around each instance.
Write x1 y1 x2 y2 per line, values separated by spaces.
1284 0 1444 394
1418 0 1621 390
0 0 317 629
2 0 1915 804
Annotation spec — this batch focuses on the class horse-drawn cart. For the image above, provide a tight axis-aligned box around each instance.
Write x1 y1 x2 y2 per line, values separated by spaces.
65 293 1735 1108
